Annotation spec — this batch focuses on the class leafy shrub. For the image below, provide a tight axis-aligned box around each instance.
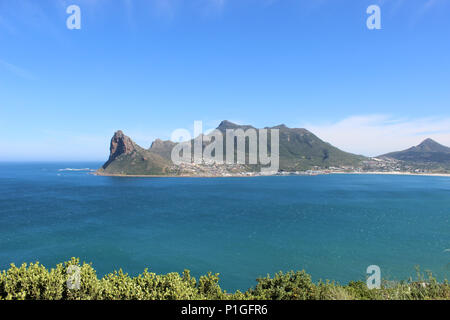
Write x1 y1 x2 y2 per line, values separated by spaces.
0 259 448 300
249 271 318 300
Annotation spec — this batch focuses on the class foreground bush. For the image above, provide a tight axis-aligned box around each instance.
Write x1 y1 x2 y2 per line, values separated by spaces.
0 258 448 300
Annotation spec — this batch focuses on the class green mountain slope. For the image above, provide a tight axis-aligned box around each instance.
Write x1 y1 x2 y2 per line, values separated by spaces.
380 138 450 165
271 124 365 170
216 121 366 171
98 121 367 175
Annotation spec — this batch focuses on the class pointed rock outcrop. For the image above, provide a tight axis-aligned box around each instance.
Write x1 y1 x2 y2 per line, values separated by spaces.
99 131 172 175
102 130 137 169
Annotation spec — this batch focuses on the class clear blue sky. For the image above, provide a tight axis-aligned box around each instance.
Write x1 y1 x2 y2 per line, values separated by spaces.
1 0 450 160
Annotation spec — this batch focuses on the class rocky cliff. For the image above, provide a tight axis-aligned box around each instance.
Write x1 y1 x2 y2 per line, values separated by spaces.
98 131 171 176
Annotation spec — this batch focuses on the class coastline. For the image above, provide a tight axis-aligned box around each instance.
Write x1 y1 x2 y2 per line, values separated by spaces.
94 171 450 178
93 171 260 178
330 171 450 177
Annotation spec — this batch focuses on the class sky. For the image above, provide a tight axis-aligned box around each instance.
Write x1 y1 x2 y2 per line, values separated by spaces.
0 0 449 161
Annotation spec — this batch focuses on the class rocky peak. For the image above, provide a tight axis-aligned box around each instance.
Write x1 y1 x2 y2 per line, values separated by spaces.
110 130 136 155
216 120 254 132
217 120 239 130
150 138 175 149
271 124 288 129
151 138 164 148
102 130 136 169
413 138 450 153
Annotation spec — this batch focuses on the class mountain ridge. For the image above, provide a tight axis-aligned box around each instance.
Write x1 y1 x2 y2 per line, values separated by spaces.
380 138 450 165
98 120 366 176
97 122 450 176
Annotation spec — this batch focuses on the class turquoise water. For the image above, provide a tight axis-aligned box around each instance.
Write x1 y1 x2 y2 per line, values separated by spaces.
0 162 449 291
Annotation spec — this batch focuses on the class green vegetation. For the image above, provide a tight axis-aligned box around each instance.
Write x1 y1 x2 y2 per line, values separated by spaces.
98 150 171 176
273 125 365 171
0 259 448 300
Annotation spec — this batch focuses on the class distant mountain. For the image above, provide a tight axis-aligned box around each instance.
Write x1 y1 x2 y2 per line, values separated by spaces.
380 138 450 164
98 121 367 176
97 131 172 176
264 123 365 171
149 138 177 160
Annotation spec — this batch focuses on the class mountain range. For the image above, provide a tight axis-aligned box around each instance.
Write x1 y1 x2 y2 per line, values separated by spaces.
96 121 450 176
379 138 450 164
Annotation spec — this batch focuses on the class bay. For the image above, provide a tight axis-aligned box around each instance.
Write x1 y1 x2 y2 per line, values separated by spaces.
0 162 449 292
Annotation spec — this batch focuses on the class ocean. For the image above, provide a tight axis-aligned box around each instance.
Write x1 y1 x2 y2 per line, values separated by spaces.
0 162 449 292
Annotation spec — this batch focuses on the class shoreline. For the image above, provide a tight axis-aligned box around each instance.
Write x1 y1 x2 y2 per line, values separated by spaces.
94 172 260 178
94 171 450 178
330 171 450 177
